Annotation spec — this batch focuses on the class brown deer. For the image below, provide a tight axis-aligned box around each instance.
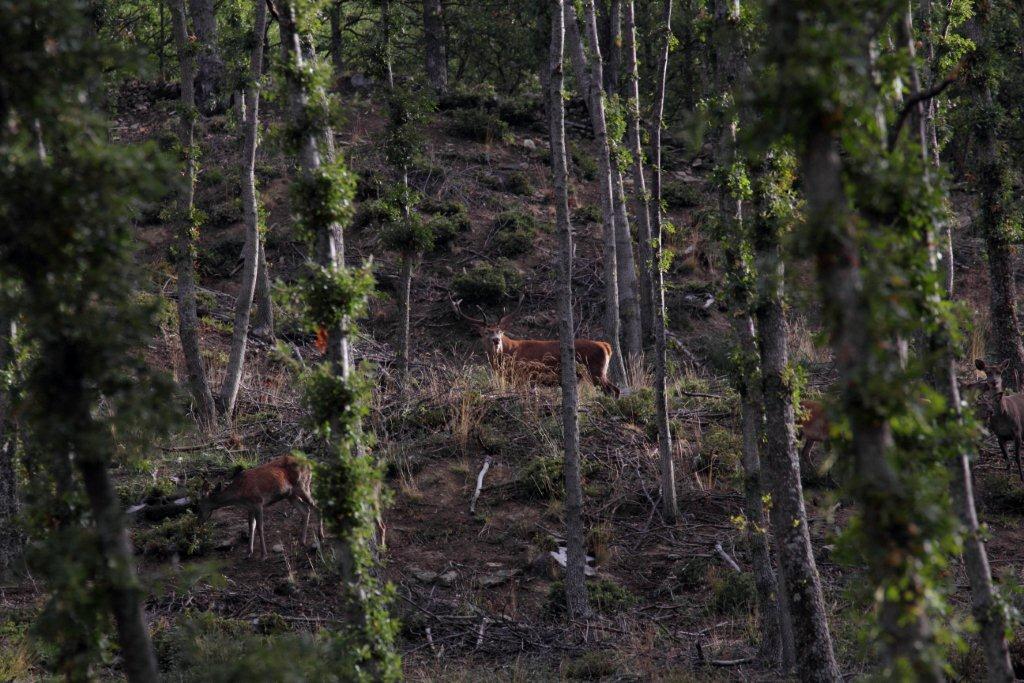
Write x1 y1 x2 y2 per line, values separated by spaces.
198 455 324 559
798 399 830 469
971 359 1024 483
451 296 620 397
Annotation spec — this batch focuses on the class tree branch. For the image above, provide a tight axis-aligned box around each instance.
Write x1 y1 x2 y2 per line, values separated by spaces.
887 63 963 151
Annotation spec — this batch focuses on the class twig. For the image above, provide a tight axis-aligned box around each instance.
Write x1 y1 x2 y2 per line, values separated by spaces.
887 62 963 151
714 542 742 573
469 455 492 514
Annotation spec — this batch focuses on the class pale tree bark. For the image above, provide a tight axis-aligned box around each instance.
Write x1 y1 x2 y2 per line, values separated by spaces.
621 0 654 342
567 2 627 387
169 0 216 429
0 314 21 576
219 0 268 418
396 256 414 378
187 0 223 113
550 0 590 620
647 0 677 522
251 241 275 340
752 173 840 682
422 0 448 94
906 5 1013 678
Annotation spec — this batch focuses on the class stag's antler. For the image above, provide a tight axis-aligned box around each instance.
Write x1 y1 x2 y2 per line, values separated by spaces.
449 293 488 327
497 294 525 328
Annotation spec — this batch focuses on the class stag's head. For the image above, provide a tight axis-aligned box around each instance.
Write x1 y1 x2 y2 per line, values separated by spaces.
450 295 523 356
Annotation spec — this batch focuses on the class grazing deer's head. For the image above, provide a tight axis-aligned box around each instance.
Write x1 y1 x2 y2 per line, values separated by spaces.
450 295 523 356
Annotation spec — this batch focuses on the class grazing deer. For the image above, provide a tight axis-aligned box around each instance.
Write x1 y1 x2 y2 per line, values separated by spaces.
199 455 324 559
451 296 620 397
971 359 1024 483
798 399 830 469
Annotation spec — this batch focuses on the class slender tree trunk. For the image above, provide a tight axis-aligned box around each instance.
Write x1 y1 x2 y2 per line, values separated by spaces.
396 256 414 378
752 187 841 682
219 0 268 417
612 166 643 364
567 1 627 387
422 0 448 94
604 0 622 93
251 241 275 340
329 1 344 77
621 0 654 343
550 0 590 620
169 0 216 429
0 315 21 576
187 0 223 113
77 458 159 682
647 0 677 522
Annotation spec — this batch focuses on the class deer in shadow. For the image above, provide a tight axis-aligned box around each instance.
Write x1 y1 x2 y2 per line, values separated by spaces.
969 359 1024 484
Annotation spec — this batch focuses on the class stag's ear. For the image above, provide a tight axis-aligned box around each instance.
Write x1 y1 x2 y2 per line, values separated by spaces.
975 359 988 371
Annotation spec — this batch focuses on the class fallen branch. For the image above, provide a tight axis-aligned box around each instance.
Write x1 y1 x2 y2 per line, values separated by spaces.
469 455 492 515
714 542 742 573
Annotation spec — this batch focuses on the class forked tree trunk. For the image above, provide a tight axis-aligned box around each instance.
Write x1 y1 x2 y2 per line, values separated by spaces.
423 0 448 94
621 0 655 342
187 0 223 112
567 2 627 387
169 0 216 428
549 0 589 620
76 457 159 682
647 0 677 522
219 0 268 417
251 241 275 340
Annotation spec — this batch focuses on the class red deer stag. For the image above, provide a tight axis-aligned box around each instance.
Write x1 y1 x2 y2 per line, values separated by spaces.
451 296 620 397
199 455 324 559
971 359 1024 483
797 399 830 469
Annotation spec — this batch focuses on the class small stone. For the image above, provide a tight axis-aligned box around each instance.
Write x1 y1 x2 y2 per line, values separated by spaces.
478 568 517 587
522 138 536 151
271 543 285 554
412 568 439 583
437 570 458 586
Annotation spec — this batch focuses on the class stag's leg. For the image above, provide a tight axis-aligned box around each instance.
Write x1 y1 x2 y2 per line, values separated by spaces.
255 507 268 559
247 512 257 557
290 498 310 544
297 489 324 543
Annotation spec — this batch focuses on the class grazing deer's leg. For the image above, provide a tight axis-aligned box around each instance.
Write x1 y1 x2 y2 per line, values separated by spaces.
1015 437 1024 484
296 489 324 542
999 439 1013 474
248 512 257 557
255 506 267 559
290 498 309 543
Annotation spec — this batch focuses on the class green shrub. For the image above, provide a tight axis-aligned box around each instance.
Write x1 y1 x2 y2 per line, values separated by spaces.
450 108 512 144
546 578 636 616
355 169 385 201
451 262 523 306
505 170 533 195
352 199 400 232
696 425 741 477
380 213 435 255
419 198 471 231
497 96 541 126
710 570 757 615
571 144 598 181
515 454 565 500
493 209 538 258
438 83 498 111
662 180 701 209
675 556 711 591
135 513 212 559
572 204 602 224
198 236 243 277
425 215 462 253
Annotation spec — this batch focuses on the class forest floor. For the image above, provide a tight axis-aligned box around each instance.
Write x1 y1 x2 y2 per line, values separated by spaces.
3 81 1024 682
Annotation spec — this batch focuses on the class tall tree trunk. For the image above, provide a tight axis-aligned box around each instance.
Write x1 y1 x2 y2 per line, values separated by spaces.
329 1 344 77
753 180 840 682
422 0 448 94
612 166 643 364
219 0 268 417
647 0 677 522
712 2 782 666
396 256 414 378
251 241 275 340
187 0 223 113
169 0 216 429
76 459 159 682
0 315 21 576
550 0 590 620
604 0 622 93
567 2 627 387
621 0 654 343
